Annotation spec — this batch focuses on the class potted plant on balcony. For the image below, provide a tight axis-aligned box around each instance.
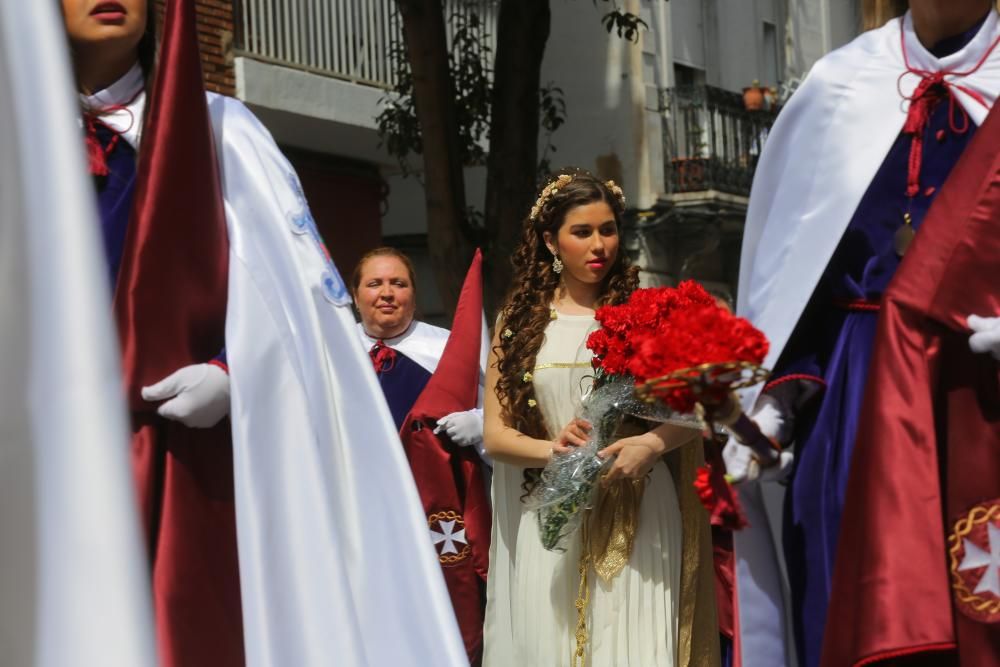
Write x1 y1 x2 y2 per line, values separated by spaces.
742 80 765 111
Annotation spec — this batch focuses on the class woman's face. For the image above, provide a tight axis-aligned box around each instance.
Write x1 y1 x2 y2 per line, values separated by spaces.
544 200 620 287
62 0 147 62
354 256 417 339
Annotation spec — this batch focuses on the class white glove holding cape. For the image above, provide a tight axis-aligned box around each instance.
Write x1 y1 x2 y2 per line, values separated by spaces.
968 314 1000 360
435 408 491 466
723 394 795 484
141 363 231 428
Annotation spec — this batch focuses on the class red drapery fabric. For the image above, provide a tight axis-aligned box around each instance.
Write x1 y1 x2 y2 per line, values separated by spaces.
112 0 240 664
399 250 491 664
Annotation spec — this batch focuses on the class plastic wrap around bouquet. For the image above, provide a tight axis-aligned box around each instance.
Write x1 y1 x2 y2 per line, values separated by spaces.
523 378 680 552
526 281 772 551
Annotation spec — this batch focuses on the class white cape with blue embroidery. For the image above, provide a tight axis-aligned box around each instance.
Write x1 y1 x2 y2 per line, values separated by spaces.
208 96 467 666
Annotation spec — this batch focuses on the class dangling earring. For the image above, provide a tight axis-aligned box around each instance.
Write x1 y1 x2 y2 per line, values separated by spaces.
550 248 564 274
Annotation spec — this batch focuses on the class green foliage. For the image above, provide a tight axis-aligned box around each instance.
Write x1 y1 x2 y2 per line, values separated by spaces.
449 6 493 167
537 82 566 183
375 30 422 178
595 1 665 43
376 1 493 177
377 0 666 201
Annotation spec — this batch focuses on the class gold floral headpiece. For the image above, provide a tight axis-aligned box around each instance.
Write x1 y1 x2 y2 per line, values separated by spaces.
605 180 626 209
529 174 627 221
530 174 573 221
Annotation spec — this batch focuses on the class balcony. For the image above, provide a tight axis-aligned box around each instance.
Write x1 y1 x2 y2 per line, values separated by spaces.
235 0 497 89
659 85 778 199
231 0 495 163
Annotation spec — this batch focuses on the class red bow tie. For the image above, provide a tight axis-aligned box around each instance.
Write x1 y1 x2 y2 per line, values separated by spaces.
369 340 397 374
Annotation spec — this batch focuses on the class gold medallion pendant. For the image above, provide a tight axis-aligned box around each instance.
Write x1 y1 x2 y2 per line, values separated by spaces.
895 212 916 257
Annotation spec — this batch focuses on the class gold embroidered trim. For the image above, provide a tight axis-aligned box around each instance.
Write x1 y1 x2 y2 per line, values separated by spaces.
573 518 591 667
533 362 592 371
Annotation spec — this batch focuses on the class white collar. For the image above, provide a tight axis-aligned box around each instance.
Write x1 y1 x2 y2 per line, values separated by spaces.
359 320 418 347
80 62 146 150
356 320 450 374
81 62 144 110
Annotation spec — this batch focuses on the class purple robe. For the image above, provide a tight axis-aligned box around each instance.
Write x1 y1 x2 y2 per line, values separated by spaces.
374 350 433 431
93 128 228 367
94 123 136 287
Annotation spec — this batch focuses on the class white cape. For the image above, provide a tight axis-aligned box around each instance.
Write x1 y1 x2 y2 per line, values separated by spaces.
98 77 467 664
357 319 451 374
0 3 155 665
734 10 1000 666
211 98 468 666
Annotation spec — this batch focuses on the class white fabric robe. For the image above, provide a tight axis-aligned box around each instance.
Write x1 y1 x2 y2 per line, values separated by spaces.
0 4 155 665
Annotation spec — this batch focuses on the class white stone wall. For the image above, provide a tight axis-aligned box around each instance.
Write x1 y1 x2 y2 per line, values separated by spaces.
784 0 860 87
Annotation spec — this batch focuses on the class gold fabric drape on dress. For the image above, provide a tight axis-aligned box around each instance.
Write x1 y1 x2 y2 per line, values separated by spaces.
588 478 646 582
582 416 720 666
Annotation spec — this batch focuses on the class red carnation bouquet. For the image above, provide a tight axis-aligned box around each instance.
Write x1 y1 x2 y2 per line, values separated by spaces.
588 281 768 408
586 280 773 530
528 281 777 547
587 280 718 376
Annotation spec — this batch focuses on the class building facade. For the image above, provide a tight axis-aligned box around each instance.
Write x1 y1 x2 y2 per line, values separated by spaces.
535 0 859 303
178 0 861 319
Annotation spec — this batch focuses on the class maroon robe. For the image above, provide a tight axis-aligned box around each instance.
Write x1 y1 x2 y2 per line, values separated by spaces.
821 96 1000 666
113 0 240 664
399 250 491 664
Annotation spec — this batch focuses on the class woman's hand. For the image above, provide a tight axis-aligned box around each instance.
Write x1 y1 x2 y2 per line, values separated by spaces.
598 422 701 482
552 418 592 455
598 435 665 482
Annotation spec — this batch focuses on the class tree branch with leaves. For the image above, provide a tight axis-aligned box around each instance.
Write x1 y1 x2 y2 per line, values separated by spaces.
378 0 664 317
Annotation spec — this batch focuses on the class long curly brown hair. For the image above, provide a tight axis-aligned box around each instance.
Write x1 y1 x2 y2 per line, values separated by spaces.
493 170 639 491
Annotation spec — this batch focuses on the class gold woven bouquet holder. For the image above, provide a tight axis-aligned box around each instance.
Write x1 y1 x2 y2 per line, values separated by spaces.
634 360 771 407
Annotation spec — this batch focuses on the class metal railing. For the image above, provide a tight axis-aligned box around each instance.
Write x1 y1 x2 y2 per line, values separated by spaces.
236 0 497 89
660 85 779 197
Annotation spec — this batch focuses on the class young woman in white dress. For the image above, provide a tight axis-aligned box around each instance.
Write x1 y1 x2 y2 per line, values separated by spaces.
482 172 719 666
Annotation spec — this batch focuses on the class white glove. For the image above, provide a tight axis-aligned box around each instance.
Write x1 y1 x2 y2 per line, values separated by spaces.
141 363 231 428
968 314 1000 360
723 395 794 484
434 408 483 447
434 408 491 466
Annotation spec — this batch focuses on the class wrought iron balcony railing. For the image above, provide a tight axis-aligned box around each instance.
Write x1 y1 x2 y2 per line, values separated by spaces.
660 85 779 198
235 0 496 89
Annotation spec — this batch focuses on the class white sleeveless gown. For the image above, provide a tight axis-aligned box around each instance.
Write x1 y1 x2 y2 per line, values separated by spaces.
483 313 683 666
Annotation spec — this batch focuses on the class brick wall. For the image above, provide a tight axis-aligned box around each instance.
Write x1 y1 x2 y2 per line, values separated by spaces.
155 0 236 96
